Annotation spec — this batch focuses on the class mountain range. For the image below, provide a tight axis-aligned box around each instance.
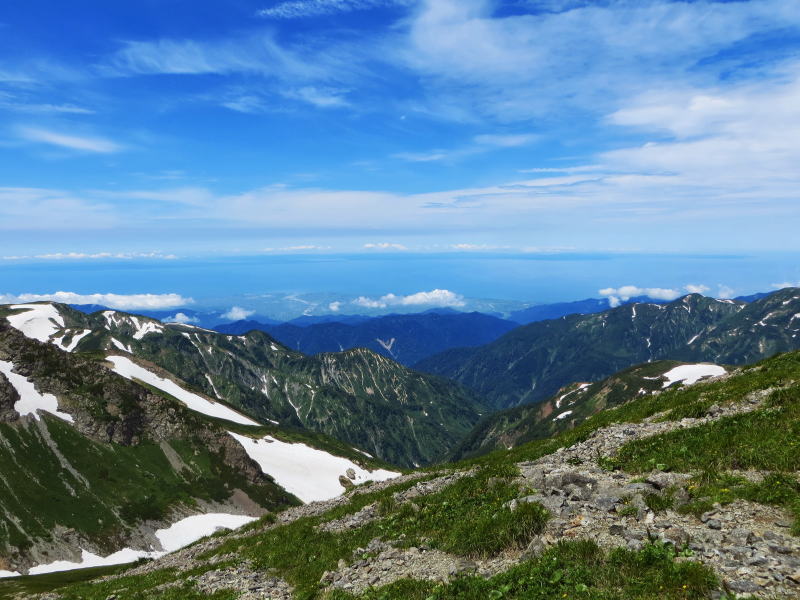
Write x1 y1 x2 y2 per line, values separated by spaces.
215 310 517 366
415 288 800 409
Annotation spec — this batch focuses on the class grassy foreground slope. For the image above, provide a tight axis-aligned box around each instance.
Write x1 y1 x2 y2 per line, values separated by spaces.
11 351 800 599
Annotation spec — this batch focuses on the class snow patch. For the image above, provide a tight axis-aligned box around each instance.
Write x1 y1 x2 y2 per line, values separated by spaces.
155 513 256 553
0 360 74 423
111 338 132 353
132 319 164 340
107 356 260 426
662 364 726 388
554 410 573 421
0 570 20 578
53 329 92 352
25 513 255 575
6 304 64 342
554 383 589 409
229 432 400 503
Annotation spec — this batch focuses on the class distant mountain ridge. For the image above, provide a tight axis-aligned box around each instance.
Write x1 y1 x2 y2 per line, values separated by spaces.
214 311 517 366
415 288 800 409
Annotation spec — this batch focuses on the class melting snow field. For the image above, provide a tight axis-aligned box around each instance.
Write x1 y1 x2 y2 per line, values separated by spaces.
107 356 260 426
662 364 726 388
6 304 64 343
0 360 74 423
229 432 400 503
0 570 21 578
24 513 256 576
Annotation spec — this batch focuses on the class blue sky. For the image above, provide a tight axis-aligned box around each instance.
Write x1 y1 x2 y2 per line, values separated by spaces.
1 0 799 312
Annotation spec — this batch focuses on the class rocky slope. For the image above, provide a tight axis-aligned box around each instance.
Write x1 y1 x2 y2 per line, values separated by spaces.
2 303 484 468
416 289 800 409
9 348 800 599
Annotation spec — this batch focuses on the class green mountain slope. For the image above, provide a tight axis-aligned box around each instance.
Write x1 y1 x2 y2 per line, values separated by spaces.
0 321 296 573
416 289 800 410
4 303 484 467
415 293 744 409
449 360 724 460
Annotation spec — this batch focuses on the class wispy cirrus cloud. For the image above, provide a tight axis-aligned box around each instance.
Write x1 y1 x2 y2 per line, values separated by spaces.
0 93 94 114
257 0 412 19
17 126 122 153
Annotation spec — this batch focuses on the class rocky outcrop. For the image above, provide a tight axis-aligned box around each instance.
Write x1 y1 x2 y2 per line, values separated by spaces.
0 371 19 423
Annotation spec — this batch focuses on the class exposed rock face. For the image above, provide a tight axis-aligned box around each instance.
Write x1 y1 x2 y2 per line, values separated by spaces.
0 371 20 423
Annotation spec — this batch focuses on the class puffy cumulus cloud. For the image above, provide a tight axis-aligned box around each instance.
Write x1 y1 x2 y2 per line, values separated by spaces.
222 306 255 321
352 289 465 309
328 301 342 312
163 312 199 324
599 283 724 307
684 284 710 294
598 285 682 308
0 292 191 310
363 242 408 250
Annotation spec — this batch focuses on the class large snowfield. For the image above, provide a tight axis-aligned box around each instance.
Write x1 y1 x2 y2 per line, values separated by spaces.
5 304 64 343
229 432 400 503
20 513 256 576
107 355 260 426
662 364 727 388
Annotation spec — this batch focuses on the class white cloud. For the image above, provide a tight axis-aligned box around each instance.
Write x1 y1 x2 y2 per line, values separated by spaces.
222 306 255 320
1 252 178 261
262 245 331 252
771 282 800 290
717 285 736 299
258 0 411 19
363 242 408 250
451 243 497 250
0 292 192 310
352 289 465 309
283 86 350 108
598 283 726 307
17 127 122 153
684 284 710 295
328 301 342 312
598 285 682 307
391 150 450 162
163 312 199 324
398 0 800 121
0 94 94 115
473 133 538 147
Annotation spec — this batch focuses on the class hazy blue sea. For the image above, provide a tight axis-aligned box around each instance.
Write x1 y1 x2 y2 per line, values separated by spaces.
2 252 798 308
